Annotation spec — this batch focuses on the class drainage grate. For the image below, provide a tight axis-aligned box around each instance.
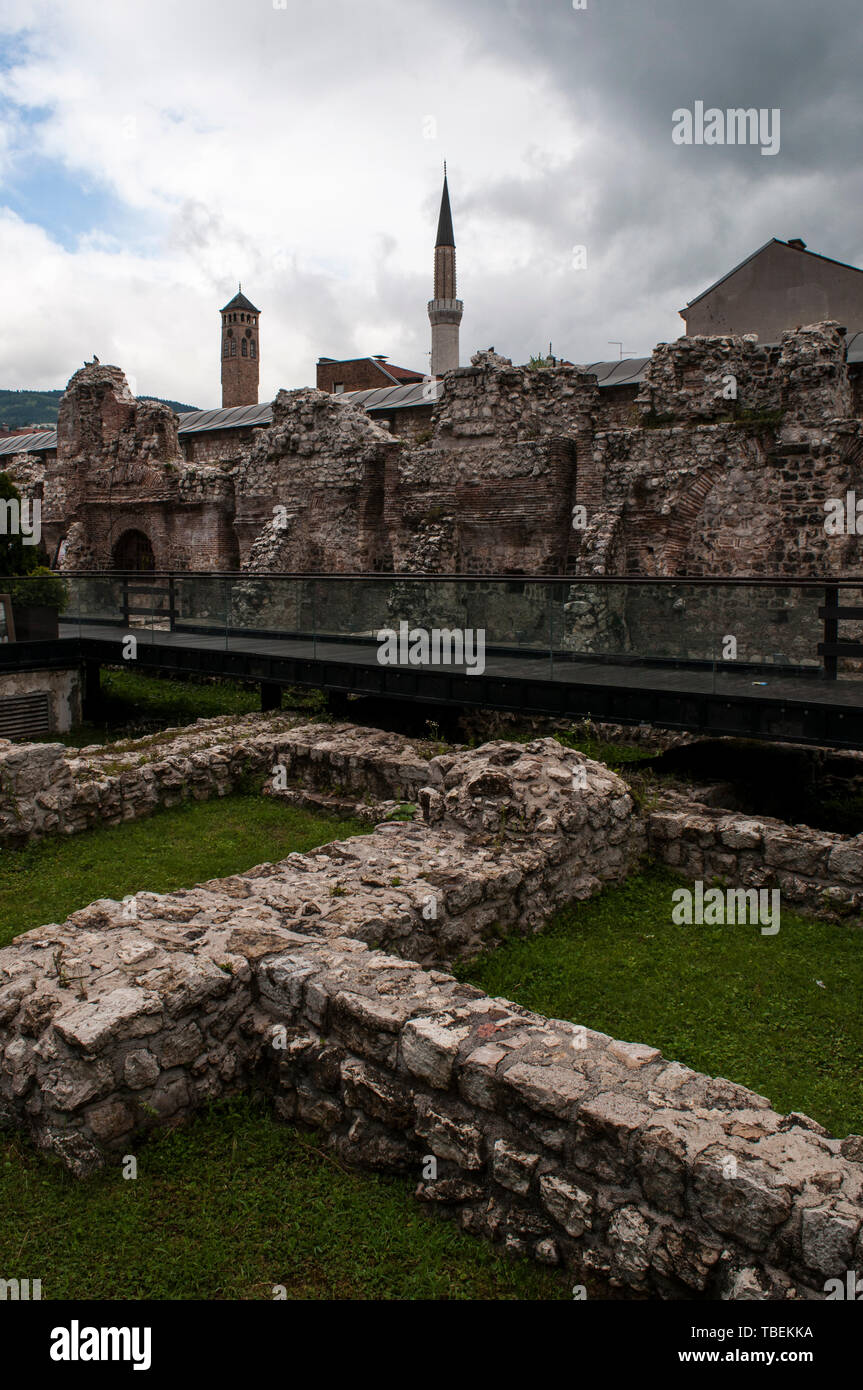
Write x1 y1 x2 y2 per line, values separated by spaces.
0 692 52 741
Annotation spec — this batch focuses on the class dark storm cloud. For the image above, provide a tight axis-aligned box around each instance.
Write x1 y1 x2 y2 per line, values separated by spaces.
2 0 862 393
427 0 863 359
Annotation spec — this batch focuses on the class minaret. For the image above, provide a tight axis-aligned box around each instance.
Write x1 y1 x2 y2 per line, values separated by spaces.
220 285 261 408
427 165 463 377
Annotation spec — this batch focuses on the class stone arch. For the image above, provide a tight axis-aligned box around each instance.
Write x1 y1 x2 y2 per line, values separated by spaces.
623 460 729 575
113 528 155 572
627 436 775 578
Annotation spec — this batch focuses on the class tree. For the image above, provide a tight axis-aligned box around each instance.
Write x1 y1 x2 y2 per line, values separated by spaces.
0 472 40 578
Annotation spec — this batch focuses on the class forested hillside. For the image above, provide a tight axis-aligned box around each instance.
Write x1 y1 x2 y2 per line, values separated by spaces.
0 388 198 430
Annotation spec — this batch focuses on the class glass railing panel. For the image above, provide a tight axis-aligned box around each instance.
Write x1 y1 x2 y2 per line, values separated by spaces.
310 577 399 659
223 576 314 659
172 574 230 638
65 574 127 631
24 574 863 703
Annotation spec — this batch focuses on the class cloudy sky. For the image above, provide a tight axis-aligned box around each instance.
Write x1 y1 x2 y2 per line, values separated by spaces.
0 0 861 407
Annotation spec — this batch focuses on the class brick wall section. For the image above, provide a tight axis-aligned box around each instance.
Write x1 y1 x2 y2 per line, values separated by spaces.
48 365 240 571
316 360 422 393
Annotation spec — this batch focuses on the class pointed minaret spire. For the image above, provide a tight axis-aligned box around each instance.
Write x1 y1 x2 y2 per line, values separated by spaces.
428 164 463 377
435 166 455 250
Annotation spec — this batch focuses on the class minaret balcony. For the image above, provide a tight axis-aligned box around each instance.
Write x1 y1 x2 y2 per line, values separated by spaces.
428 298 464 324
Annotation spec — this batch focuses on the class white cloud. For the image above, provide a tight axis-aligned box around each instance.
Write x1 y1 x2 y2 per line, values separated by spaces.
0 0 861 403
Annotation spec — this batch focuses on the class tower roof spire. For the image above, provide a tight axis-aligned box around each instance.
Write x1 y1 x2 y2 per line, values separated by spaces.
435 164 455 248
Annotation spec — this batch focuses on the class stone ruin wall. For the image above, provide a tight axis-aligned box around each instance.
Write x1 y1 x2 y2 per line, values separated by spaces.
5 709 863 920
4 321 863 664
5 320 861 590
1 721 862 1300
649 792 863 922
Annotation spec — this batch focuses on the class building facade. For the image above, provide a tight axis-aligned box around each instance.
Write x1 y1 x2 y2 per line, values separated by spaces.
681 239 863 341
316 356 424 394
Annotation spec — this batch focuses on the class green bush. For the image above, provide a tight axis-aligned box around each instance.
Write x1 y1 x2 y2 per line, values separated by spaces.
8 566 69 613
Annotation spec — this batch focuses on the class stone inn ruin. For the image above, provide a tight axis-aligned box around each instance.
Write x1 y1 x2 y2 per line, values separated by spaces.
3 319 863 582
2 716 863 1301
4 196 863 1301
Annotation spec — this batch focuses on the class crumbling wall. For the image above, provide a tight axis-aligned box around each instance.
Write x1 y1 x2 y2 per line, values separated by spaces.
636 322 852 426
234 388 401 574
0 727 859 1300
31 323 863 587
383 351 597 575
47 365 238 571
0 715 427 846
648 793 863 922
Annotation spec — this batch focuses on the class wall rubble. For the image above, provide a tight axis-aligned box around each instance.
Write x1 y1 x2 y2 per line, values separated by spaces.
0 715 435 846
0 723 860 1299
12 321 863 588
648 792 863 922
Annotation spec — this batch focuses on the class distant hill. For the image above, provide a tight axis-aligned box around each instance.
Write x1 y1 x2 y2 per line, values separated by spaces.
0 388 199 431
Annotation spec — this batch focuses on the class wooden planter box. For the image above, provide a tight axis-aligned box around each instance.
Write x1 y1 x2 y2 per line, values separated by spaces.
11 604 60 641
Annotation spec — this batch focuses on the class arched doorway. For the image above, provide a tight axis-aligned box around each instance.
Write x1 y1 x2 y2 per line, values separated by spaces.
113 529 155 572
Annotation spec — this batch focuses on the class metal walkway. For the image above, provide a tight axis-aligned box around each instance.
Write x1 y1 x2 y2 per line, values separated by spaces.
3 572 863 747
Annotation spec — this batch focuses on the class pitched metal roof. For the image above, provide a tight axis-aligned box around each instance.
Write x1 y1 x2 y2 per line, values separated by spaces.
583 357 651 386
845 330 863 363
221 290 260 314
176 401 273 434
338 379 444 411
0 429 57 457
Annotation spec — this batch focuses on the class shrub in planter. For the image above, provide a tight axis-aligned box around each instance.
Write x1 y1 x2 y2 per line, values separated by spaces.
8 568 69 641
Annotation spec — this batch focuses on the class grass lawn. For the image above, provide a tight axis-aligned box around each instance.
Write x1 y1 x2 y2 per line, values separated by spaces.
41 667 327 747
0 793 571 1300
552 728 656 770
456 864 863 1140
0 1098 569 1300
0 794 367 948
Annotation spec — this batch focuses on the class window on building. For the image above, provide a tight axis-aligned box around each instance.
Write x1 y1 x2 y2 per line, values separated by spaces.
230 339 237 356
241 339 248 356
334 383 345 394
250 340 256 358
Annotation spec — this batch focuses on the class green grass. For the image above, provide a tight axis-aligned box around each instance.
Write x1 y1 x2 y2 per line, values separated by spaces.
42 668 327 747
0 1098 569 1300
0 793 569 1300
552 729 655 769
456 864 863 1139
0 794 367 947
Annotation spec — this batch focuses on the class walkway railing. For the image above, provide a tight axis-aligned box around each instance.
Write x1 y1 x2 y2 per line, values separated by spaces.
18 571 863 686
